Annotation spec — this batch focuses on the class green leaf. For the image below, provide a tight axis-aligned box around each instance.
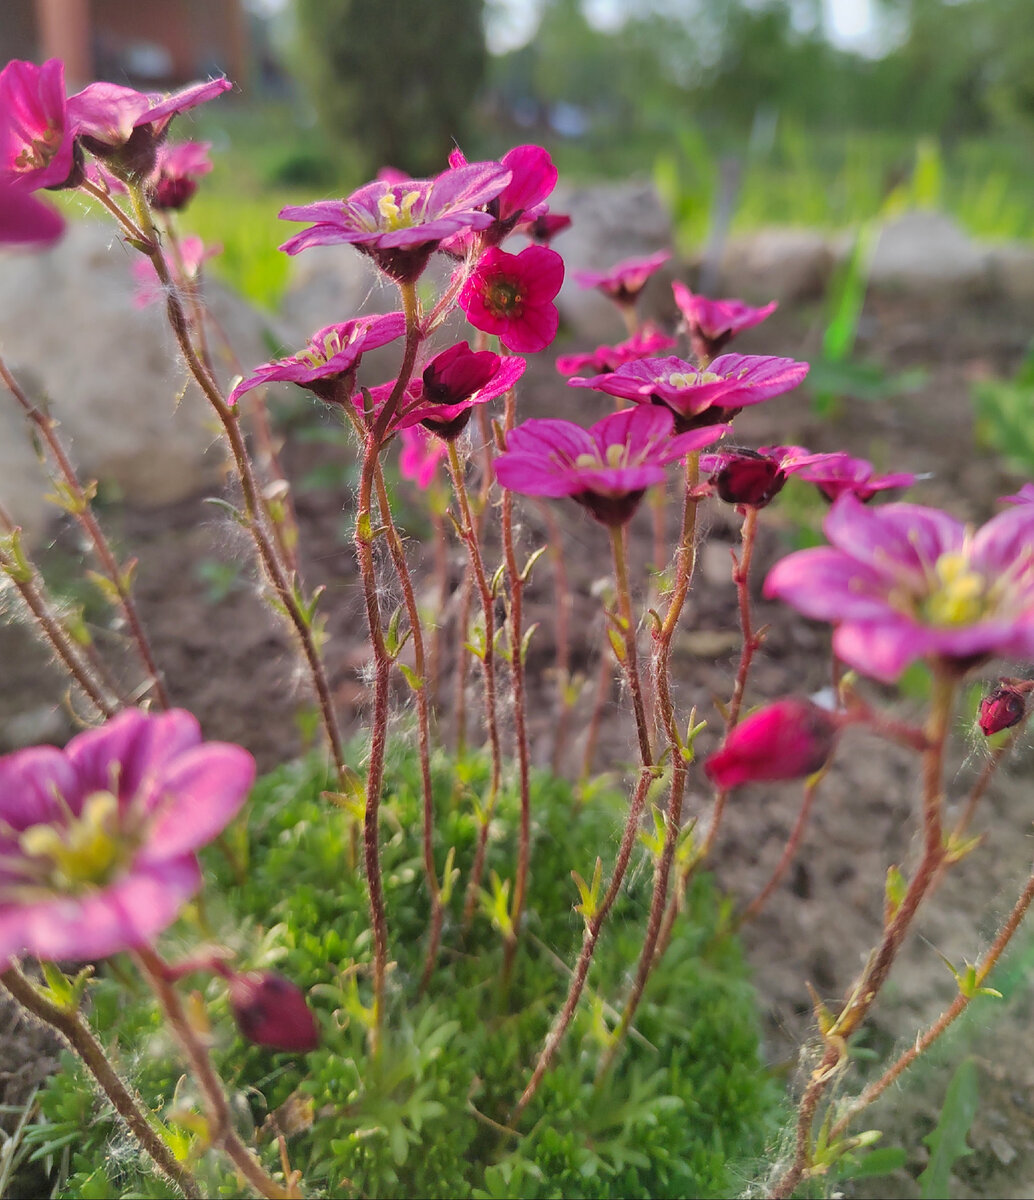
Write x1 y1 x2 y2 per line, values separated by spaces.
918 1057 979 1200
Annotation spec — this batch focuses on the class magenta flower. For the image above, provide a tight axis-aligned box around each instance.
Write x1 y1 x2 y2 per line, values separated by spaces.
0 181 64 248
459 244 564 353
700 445 837 509
131 235 219 308
0 708 254 966
787 452 916 503
228 313 406 407
1001 483 1034 506
148 140 212 211
978 682 1027 736
494 405 729 525
447 144 557 247
227 970 319 1053
517 209 572 245
278 163 511 283
570 353 810 432
765 494 1034 683
399 426 448 489
705 698 841 791
555 325 677 377
0 59 79 191
573 251 670 309
406 342 526 438
672 280 777 363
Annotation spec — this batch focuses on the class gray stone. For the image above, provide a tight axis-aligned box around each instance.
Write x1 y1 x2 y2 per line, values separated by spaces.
868 210 992 295
0 220 287 544
716 227 836 303
987 241 1034 303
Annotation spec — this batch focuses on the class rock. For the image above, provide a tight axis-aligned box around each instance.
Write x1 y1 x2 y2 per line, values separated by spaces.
987 242 1034 304
0 221 289 545
550 180 675 341
868 210 992 296
716 228 836 303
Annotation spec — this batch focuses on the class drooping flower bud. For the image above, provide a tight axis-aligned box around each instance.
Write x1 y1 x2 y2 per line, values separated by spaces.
706 447 787 508
704 697 841 790
978 683 1027 736
227 971 319 1053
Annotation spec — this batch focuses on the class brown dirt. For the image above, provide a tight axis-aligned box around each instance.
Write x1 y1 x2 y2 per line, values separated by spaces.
2 284 1033 1197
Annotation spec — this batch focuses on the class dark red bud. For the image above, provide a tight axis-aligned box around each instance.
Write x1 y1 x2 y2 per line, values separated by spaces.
710 449 786 508
227 971 319 1053
978 685 1026 736
705 697 841 790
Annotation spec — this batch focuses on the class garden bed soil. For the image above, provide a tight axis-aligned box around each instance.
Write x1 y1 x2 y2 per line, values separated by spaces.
3 284 1034 1198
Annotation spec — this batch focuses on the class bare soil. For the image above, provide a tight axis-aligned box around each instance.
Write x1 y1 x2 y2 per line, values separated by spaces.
2 284 1033 1197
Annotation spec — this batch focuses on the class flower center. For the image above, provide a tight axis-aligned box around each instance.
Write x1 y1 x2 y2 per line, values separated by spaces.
484 278 523 318
668 370 721 389
573 444 626 471
17 791 129 892
921 551 991 627
13 126 61 173
377 189 422 230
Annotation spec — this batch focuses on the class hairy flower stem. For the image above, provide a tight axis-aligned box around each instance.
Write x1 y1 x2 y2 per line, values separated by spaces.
500 389 533 984
609 524 653 768
770 672 956 1200
829 858 1034 1144
124 185 346 779
535 501 574 775
447 441 504 929
0 355 170 709
134 949 292 1199
512 766 655 1124
597 460 701 1075
727 504 761 730
738 774 823 926
372 462 443 991
0 502 123 716
0 963 202 1199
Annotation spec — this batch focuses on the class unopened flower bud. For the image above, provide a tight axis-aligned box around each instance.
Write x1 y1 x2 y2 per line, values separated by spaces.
704 697 841 790
978 684 1026 736
708 448 786 508
227 971 319 1053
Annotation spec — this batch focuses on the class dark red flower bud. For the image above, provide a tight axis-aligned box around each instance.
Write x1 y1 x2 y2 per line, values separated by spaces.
227 971 319 1053
978 684 1027 736
708 447 787 508
705 697 841 790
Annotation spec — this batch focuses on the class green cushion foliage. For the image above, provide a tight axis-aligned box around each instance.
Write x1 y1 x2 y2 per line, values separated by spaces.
26 746 781 1198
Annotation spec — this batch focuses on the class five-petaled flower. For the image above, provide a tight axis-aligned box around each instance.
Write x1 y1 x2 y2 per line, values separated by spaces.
228 313 406 407
278 163 511 284
458 244 564 353
0 708 254 966
494 405 729 526
0 58 79 191
705 697 841 791
573 251 670 310
569 352 809 432
765 494 1034 682
672 281 777 363
789 452 916 503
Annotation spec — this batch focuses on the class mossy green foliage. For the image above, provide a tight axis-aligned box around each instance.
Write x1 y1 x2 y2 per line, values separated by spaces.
27 748 781 1198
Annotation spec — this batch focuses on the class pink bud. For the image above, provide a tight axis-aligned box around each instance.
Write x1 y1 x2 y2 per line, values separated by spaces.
978 684 1026 736
704 698 840 790
227 971 319 1053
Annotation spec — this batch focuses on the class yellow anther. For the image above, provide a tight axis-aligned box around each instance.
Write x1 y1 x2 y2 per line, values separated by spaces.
574 453 600 470
377 189 422 230
924 551 988 627
19 791 126 890
668 370 721 389
605 443 626 468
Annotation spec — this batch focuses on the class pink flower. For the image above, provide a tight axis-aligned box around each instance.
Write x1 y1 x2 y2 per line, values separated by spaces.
1000 483 1034 506
228 313 406 407
404 342 526 439
278 163 511 283
399 426 448 489
494 405 729 525
672 281 777 362
705 698 841 791
130 235 220 308
573 250 670 308
148 140 212 210
555 325 677 377
787 452 916 503
765 494 1034 683
0 59 79 191
227 970 319 1053
0 181 63 248
978 682 1027 736
517 209 572 244
447 144 557 248
570 353 810 432
0 708 254 966
459 244 564 353
700 445 836 509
